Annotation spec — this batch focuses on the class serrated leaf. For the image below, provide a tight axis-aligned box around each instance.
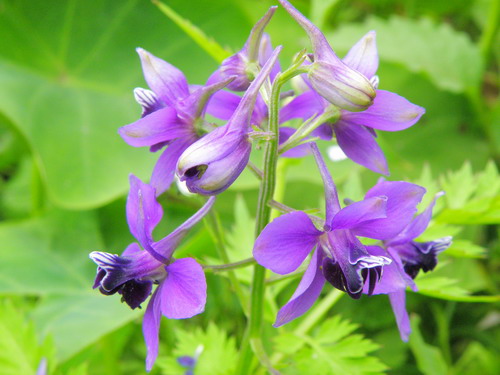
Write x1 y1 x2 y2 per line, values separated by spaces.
330 16 483 93
164 322 238 375
0 300 55 375
154 1 232 63
275 316 387 375
445 239 487 258
440 162 475 209
474 160 500 199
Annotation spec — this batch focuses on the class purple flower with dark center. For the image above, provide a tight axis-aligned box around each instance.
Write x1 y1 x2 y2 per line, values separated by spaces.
362 193 452 340
118 48 235 196
278 0 376 111
176 46 282 195
253 143 426 326
280 31 425 174
208 6 280 91
90 175 213 371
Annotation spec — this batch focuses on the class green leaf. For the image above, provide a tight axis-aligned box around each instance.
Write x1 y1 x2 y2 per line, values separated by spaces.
445 239 487 258
153 1 232 63
0 0 250 209
275 316 387 375
0 299 55 375
159 322 238 375
440 162 475 209
330 16 483 93
409 315 448 375
0 209 139 361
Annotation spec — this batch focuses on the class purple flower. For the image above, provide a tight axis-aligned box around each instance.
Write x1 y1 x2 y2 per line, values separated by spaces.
208 6 279 91
365 193 452 340
253 143 425 326
278 0 375 111
90 175 213 371
280 31 425 174
176 46 282 195
118 48 235 195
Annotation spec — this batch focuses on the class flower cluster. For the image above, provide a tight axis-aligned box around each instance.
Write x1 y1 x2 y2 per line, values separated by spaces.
90 0 451 370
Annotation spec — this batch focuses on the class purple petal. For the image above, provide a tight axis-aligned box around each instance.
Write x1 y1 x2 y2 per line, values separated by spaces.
330 196 387 230
274 249 325 327
341 90 425 131
151 137 196 196
390 192 444 245
342 31 378 79
352 181 426 240
153 197 215 259
143 288 162 371
137 48 189 106
205 90 241 121
279 91 324 123
389 290 411 341
310 143 342 222
160 258 207 319
364 246 416 295
119 107 193 148
333 121 389 175
258 33 281 82
133 88 165 117
127 175 163 251
253 211 322 274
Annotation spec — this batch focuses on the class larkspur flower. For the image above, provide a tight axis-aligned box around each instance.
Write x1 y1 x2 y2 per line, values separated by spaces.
119 48 235 195
90 175 213 371
208 6 280 91
253 143 426 326
176 46 282 195
278 0 376 111
280 31 425 174
364 193 452 340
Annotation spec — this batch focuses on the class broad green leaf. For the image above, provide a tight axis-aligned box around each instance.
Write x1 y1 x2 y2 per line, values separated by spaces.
32 295 139 362
0 299 55 375
409 315 448 375
0 209 139 360
154 1 232 63
0 0 250 209
330 16 483 93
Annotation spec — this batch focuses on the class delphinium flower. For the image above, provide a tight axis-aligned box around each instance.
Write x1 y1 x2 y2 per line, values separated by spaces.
176 46 282 195
278 0 376 112
364 193 452 340
279 29 425 174
119 48 235 195
90 175 213 370
253 143 426 326
207 6 280 91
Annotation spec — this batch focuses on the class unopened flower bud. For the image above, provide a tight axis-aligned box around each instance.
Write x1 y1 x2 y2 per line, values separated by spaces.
308 60 376 112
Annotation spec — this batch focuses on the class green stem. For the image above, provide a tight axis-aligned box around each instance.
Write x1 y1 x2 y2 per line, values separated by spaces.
236 60 310 375
205 211 249 315
203 257 255 271
479 0 500 64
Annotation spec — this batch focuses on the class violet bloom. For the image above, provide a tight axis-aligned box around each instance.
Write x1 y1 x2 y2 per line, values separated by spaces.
365 193 452 340
253 143 426 326
278 0 375 111
280 31 425 174
176 46 282 195
119 48 235 195
208 6 280 91
90 175 213 371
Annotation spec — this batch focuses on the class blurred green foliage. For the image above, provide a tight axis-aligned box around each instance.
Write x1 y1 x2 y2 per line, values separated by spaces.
0 0 498 374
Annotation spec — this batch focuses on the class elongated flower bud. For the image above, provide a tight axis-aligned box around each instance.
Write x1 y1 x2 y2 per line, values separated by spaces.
278 0 375 111
177 47 282 195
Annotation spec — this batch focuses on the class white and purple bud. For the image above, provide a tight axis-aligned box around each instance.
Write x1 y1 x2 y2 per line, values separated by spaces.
278 0 375 111
216 6 277 91
177 46 282 195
